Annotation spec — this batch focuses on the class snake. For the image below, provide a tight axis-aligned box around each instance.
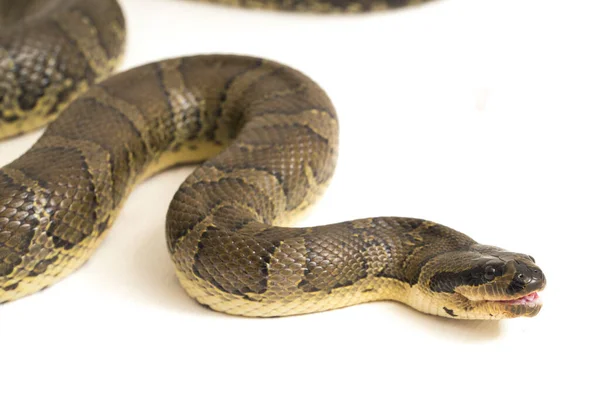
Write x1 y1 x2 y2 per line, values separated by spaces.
0 0 546 319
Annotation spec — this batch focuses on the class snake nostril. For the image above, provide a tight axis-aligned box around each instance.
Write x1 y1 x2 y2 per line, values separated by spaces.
529 268 544 282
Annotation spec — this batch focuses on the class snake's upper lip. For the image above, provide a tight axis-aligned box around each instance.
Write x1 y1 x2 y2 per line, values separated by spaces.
489 291 542 306
460 288 544 305
476 289 544 309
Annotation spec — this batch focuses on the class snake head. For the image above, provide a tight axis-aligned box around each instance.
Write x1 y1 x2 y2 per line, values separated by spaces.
417 244 546 319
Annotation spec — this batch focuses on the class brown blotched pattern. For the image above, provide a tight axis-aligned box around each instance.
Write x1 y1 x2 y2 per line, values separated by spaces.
0 1 546 319
0 0 125 138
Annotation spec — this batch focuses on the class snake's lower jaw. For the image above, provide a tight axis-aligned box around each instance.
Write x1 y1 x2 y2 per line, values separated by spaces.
488 296 544 319
459 289 545 319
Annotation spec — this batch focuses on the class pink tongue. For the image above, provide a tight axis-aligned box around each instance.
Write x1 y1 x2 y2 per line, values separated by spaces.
499 292 539 305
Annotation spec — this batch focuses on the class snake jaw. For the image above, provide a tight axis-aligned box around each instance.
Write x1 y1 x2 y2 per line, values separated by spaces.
492 291 542 306
455 288 545 319
457 285 545 304
488 291 544 318
428 248 548 318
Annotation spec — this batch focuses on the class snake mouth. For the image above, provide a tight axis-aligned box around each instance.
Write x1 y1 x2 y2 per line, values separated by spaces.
457 289 544 317
491 291 542 306
458 286 544 304
482 290 544 317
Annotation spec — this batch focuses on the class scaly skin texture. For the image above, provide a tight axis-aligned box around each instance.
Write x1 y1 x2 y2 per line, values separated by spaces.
0 0 431 140
0 55 546 318
0 0 547 318
0 0 125 139
199 0 433 13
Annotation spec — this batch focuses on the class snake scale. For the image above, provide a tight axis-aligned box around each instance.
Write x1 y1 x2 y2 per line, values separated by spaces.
0 0 546 319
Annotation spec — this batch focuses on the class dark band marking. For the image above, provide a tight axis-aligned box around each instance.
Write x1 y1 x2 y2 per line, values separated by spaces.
193 226 273 297
443 307 457 317
202 58 264 141
65 96 148 206
96 219 109 235
83 96 148 149
380 242 421 285
46 85 78 117
197 302 216 312
154 63 177 130
1 114 19 123
17 90 42 111
249 106 337 121
0 171 41 270
28 256 59 277
429 263 500 294
69 6 113 61
50 19 96 83
243 122 331 146
168 174 279 248
156 61 204 142
373 219 475 287
0 265 14 278
233 66 287 103
13 146 99 250
299 232 369 293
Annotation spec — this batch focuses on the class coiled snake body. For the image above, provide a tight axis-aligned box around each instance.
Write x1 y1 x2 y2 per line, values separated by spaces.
0 0 546 319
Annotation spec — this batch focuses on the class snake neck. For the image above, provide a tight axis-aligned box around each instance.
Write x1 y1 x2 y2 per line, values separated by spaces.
168 204 479 316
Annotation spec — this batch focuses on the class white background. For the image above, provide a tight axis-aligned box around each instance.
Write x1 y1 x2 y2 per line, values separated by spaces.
1 0 598 398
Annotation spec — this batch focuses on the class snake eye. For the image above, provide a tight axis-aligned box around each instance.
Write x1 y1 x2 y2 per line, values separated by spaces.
484 266 496 281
